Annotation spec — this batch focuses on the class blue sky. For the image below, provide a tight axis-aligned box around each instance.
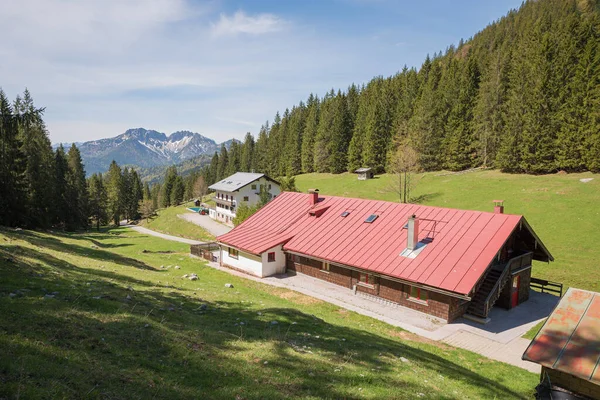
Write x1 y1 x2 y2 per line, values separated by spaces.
0 0 523 143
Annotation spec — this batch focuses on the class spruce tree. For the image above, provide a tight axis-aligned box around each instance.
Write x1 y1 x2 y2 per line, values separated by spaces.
284 103 305 176
15 89 54 228
88 173 108 231
0 90 27 227
216 145 228 181
161 166 178 208
301 95 319 173
67 144 89 228
240 132 255 172
53 145 70 228
105 160 123 225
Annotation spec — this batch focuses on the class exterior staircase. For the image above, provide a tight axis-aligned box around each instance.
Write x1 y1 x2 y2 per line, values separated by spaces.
466 252 533 319
466 266 509 318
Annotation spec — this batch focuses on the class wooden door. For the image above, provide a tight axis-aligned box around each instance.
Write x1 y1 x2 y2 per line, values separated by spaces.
511 275 520 308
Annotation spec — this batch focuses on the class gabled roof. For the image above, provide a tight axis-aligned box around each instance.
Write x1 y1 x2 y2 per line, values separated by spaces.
208 172 277 193
217 192 552 296
522 288 600 385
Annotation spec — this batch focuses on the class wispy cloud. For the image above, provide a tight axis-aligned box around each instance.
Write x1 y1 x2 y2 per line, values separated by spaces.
210 11 287 37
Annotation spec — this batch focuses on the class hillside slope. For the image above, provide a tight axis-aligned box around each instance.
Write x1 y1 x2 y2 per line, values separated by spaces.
0 228 538 398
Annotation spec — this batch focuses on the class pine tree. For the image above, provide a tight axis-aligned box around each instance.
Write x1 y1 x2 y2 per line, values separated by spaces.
105 160 123 225
143 182 151 200
266 113 281 176
216 144 228 181
170 175 185 205
53 145 71 228
240 132 255 172
362 78 394 173
207 152 219 185
126 169 143 220
301 95 319 173
254 123 269 173
226 140 241 176
473 50 511 167
284 103 305 176
161 166 178 208
66 144 89 228
348 84 368 172
0 89 27 227
88 173 108 231
314 90 335 172
15 89 54 228
444 56 480 171
409 58 444 171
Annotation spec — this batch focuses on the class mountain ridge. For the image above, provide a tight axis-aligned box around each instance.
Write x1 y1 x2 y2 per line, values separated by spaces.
57 128 235 175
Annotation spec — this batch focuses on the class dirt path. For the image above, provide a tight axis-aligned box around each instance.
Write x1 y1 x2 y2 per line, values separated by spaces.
122 224 203 245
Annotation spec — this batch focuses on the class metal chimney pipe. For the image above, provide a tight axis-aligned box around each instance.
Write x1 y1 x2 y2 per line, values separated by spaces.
407 215 419 250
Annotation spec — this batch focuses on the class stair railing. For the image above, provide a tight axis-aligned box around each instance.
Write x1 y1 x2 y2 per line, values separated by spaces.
482 252 533 317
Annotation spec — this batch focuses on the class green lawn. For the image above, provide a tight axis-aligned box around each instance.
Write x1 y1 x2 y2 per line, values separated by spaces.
0 227 537 399
295 170 600 293
140 201 214 242
522 319 546 340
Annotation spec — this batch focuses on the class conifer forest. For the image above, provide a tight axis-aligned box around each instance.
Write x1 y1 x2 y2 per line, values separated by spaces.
1 0 599 230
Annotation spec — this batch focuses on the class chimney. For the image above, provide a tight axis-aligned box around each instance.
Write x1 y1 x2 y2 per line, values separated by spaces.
407 215 419 250
308 189 319 205
493 200 504 214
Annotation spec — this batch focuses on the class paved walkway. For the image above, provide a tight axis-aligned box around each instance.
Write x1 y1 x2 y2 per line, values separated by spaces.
194 256 559 373
126 224 556 373
123 224 203 245
178 212 232 237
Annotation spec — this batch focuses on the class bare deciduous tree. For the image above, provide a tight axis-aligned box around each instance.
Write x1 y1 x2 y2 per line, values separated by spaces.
388 143 420 203
193 176 208 200
140 199 156 222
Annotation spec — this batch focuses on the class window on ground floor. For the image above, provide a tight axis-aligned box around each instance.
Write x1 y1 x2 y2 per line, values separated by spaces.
408 286 428 302
229 247 238 259
243 196 249 201
359 272 372 284
267 252 276 262
321 262 330 272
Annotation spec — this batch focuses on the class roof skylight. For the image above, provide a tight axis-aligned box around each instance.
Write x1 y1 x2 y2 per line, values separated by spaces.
365 214 378 223
341 211 350 217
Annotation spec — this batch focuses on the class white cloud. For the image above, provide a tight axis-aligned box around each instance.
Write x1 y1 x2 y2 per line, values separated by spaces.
0 1 414 144
210 11 287 37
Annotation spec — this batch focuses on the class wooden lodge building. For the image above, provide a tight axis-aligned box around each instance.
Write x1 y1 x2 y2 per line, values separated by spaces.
215 190 553 322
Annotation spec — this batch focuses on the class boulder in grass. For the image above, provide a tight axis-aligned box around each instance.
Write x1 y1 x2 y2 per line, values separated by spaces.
225 283 234 288
188 274 199 281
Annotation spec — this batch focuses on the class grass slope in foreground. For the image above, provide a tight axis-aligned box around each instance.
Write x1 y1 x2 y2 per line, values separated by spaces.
295 170 600 293
139 201 214 242
0 228 536 399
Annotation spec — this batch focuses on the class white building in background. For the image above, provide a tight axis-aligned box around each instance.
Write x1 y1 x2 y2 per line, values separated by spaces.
208 172 281 226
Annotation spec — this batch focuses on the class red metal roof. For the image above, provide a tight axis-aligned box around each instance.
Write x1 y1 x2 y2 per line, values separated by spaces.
217 192 538 296
522 288 600 384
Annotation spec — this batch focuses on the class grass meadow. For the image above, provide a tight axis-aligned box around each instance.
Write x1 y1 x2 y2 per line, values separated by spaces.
0 227 538 399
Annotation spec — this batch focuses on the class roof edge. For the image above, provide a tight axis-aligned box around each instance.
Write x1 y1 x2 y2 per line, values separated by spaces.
284 249 472 300
520 217 554 262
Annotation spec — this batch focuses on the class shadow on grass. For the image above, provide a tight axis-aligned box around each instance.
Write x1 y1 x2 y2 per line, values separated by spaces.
410 192 442 204
4 229 154 270
0 230 534 399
